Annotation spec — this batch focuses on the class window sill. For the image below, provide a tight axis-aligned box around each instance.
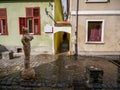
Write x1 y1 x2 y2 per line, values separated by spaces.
85 0 108 3
85 41 104 44
0 34 8 35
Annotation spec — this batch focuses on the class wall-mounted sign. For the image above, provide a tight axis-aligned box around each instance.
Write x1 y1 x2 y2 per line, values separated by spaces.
44 24 53 33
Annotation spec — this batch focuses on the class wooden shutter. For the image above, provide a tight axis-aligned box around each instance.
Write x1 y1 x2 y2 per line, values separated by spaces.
2 19 7 35
26 8 33 17
33 8 39 17
0 20 1 34
0 8 8 35
33 7 40 35
34 18 40 35
0 8 6 18
26 7 40 35
19 17 26 34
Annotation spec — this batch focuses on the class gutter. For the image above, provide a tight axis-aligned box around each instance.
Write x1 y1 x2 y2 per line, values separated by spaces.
75 0 79 56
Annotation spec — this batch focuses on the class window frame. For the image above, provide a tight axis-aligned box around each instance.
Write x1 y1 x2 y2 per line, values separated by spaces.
27 18 33 34
86 19 104 44
19 7 40 35
85 0 108 3
0 8 8 35
26 7 40 35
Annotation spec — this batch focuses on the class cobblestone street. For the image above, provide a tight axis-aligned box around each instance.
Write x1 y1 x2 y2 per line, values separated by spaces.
0 53 120 90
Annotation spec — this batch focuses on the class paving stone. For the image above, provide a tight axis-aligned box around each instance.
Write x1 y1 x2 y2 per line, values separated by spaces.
36 83 42 87
28 81 37 87
0 80 7 85
24 87 33 90
6 86 13 90
6 80 12 86
1 86 7 89
0 54 120 90
20 81 29 87
12 80 18 85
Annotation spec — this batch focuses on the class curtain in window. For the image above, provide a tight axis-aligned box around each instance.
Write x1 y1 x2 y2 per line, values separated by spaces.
89 28 101 41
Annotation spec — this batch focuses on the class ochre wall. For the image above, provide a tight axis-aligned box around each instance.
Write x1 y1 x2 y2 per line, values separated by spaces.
54 32 63 54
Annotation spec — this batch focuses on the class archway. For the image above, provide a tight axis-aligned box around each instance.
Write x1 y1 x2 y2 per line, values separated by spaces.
54 31 70 54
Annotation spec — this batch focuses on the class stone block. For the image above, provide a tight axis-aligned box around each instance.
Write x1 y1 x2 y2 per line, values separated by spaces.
85 65 103 84
2 51 14 59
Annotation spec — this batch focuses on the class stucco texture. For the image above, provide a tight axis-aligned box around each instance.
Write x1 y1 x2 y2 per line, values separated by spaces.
0 2 53 47
71 15 120 55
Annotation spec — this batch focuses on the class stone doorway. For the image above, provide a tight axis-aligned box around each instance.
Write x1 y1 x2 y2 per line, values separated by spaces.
54 31 70 54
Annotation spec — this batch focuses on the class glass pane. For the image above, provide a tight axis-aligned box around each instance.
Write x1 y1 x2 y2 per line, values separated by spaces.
33 8 39 17
88 21 102 41
2 19 6 34
0 19 6 34
27 19 33 33
34 19 38 33
0 20 1 33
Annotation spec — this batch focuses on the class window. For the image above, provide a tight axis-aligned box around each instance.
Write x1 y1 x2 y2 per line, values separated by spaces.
19 7 40 35
0 8 8 35
85 0 108 3
86 20 104 43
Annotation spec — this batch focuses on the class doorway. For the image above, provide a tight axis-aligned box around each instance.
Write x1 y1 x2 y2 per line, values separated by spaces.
54 31 70 54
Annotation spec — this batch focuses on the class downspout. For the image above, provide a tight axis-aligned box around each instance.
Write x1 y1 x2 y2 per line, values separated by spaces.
75 0 79 56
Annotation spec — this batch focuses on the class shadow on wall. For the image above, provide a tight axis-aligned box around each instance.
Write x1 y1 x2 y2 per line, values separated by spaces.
0 44 8 53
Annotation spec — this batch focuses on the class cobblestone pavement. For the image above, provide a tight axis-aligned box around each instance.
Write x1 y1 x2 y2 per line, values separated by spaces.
0 53 120 90
0 53 58 77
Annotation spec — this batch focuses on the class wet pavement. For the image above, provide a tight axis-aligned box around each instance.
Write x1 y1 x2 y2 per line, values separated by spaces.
0 52 120 90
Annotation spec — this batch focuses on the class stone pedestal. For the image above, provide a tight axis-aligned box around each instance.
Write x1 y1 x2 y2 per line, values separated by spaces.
21 68 35 81
85 65 103 84
1 51 14 59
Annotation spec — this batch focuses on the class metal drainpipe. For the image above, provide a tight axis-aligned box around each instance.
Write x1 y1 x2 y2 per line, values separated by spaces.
75 0 79 56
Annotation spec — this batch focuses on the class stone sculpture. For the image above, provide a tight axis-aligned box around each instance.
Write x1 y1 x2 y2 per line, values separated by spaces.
21 27 35 81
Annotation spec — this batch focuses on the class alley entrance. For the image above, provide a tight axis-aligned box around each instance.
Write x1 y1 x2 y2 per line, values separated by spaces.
54 31 70 54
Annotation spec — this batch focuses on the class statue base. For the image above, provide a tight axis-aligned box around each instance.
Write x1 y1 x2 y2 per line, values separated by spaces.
21 68 35 81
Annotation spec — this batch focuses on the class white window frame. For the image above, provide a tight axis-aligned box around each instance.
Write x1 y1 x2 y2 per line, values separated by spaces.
85 0 108 3
0 19 4 35
86 19 104 43
27 18 34 34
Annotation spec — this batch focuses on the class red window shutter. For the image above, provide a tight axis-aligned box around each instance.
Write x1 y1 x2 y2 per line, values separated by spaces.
33 7 40 35
0 8 6 18
26 8 33 17
0 8 8 35
19 17 26 34
25 7 40 35
0 20 1 34
2 19 8 35
34 18 40 35
33 8 39 17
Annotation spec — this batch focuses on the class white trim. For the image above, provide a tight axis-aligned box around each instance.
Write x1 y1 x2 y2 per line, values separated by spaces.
71 11 120 15
52 3 55 55
27 18 34 34
54 26 71 34
86 19 104 43
85 0 108 3
0 19 4 34
69 0 72 16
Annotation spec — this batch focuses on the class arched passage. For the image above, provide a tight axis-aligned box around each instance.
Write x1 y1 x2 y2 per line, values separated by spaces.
54 31 70 54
